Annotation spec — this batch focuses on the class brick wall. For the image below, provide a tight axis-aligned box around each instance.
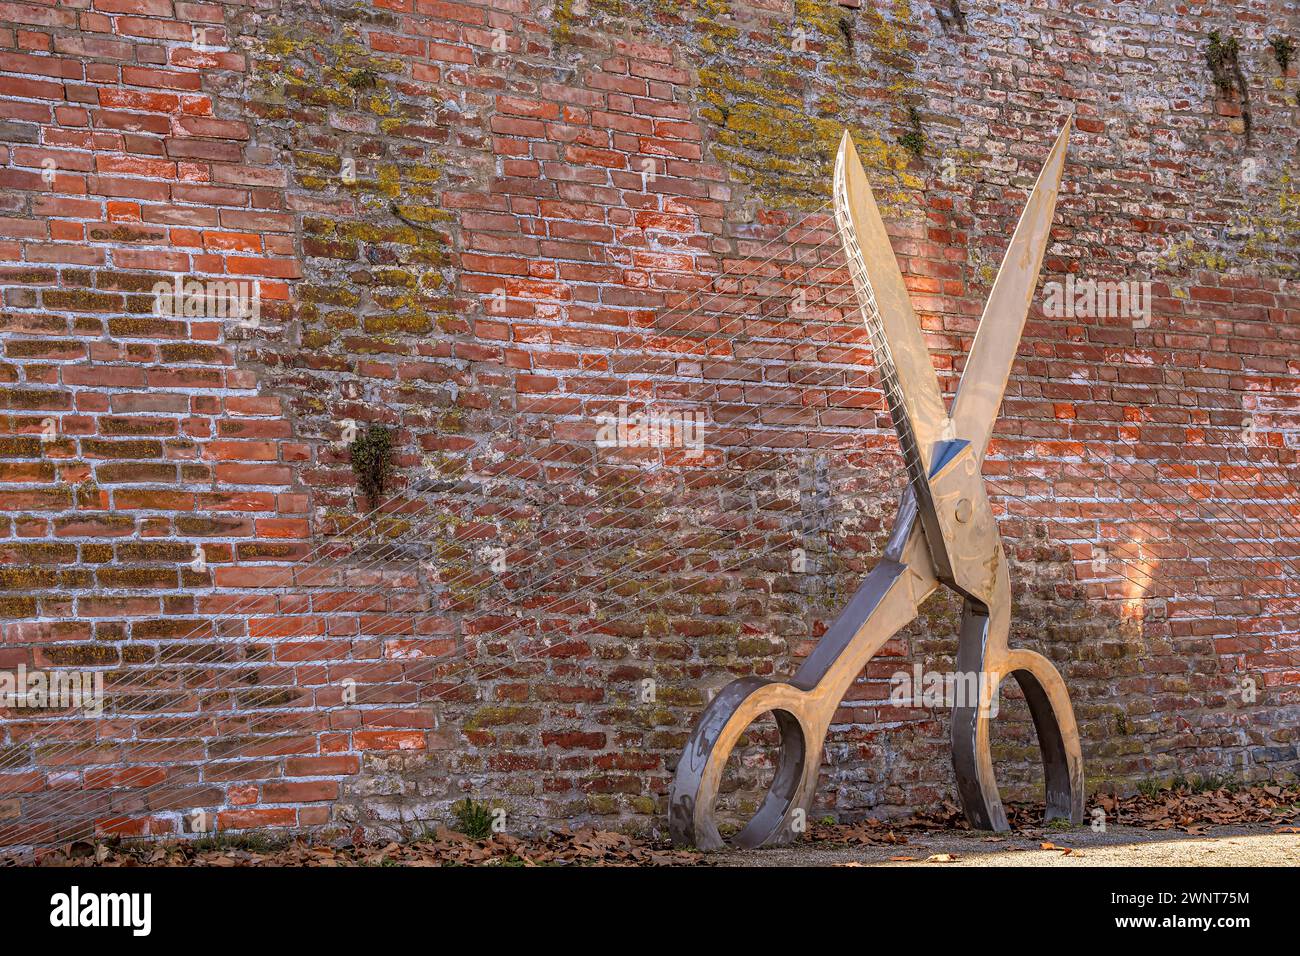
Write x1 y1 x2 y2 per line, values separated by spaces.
0 0 1296 848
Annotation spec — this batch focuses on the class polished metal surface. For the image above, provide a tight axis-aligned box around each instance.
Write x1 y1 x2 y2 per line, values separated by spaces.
669 120 1084 850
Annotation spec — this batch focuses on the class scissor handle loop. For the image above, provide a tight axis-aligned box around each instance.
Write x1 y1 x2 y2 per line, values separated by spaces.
668 676 822 851
952 604 1085 830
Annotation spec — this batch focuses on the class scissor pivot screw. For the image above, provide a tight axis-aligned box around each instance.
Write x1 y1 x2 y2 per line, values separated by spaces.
955 498 973 523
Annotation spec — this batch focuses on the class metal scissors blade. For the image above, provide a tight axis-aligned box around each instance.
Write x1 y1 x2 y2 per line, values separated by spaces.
834 130 950 484
951 117 1072 462
835 120 1072 476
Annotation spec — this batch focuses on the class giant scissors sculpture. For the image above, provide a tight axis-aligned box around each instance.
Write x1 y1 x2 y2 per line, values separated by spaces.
669 120 1084 850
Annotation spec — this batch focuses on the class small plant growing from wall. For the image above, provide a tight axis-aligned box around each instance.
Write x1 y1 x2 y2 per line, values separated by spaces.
837 15 855 56
1206 30 1242 94
451 798 495 840
934 0 967 33
1269 35 1295 73
349 424 393 511
1205 30 1252 144
899 106 926 157
346 67 379 90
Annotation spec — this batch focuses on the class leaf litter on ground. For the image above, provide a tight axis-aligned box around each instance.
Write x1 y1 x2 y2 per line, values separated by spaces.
12 784 1298 867
18 825 705 868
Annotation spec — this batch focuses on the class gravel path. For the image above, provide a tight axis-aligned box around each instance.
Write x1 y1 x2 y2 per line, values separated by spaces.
719 824 1300 867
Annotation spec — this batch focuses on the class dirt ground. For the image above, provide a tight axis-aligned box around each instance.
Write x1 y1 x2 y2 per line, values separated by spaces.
722 823 1300 867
